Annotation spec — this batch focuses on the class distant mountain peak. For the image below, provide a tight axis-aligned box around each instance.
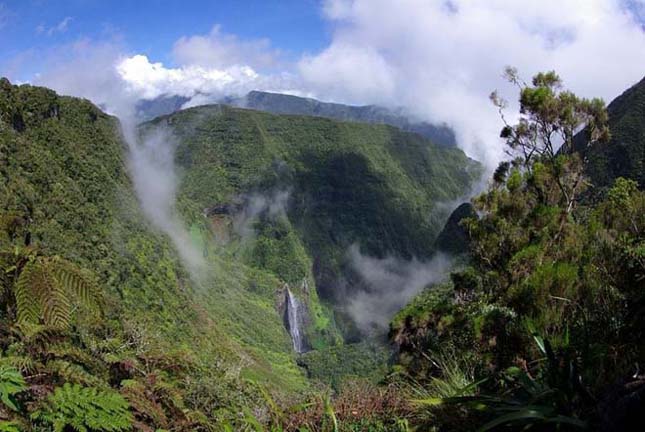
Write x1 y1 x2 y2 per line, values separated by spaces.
135 90 457 147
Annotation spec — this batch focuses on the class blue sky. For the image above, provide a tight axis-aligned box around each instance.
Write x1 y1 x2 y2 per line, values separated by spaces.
0 0 327 79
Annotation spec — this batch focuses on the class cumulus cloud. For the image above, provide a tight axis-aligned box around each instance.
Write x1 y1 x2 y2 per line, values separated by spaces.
173 25 282 70
116 54 262 100
108 25 296 105
299 0 645 171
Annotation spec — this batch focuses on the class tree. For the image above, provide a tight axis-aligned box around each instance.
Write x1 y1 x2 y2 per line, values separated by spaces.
490 67 610 212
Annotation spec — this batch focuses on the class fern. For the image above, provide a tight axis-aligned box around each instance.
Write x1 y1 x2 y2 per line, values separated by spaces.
14 260 42 326
0 421 21 432
32 383 132 432
120 379 168 428
46 360 104 387
0 354 37 375
0 366 27 412
50 257 99 308
13 256 99 329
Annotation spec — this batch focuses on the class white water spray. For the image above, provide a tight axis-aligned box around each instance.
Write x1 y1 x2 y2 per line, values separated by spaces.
286 288 305 353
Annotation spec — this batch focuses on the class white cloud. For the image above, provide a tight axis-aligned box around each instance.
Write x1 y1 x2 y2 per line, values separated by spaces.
117 54 260 99
346 244 452 332
37 16 73 36
24 2 645 173
299 0 645 171
172 25 282 70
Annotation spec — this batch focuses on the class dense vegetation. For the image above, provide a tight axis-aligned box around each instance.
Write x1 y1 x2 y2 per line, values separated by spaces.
572 76 645 191
0 77 481 430
391 70 645 431
1 67 643 430
238 91 457 147
152 104 479 322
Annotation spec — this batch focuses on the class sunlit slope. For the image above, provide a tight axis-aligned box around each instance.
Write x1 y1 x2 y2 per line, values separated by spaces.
0 79 307 400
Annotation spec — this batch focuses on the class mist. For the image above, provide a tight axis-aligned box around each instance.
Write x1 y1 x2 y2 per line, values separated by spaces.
31 44 205 276
346 244 453 333
124 124 205 273
233 189 291 240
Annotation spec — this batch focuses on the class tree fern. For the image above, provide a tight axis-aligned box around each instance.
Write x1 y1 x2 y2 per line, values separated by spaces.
32 383 132 432
14 260 42 325
13 256 99 329
0 366 27 412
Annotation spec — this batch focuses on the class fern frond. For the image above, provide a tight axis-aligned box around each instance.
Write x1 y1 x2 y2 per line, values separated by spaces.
121 379 168 427
14 322 65 355
48 342 100 369
32 383 132 432
0 366 27 412
14 260 42 325
46 360 104 387
49 257 99 309
39 260 70 329
0 354 37 375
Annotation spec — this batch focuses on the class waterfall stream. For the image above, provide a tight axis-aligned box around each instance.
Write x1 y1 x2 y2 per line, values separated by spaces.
286 288 305 353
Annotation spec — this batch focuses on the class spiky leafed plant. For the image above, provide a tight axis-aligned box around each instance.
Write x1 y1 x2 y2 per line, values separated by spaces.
0 214 100 330
12 254 99 329
0 365 27 412
31 383 132 432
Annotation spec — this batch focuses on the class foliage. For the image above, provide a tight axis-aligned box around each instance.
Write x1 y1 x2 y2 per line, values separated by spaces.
298 341 390 391
0 366 26 412
570 75 645 190
156 104 481 303
32 383 132 432
393 70 645 430
13 253 99 329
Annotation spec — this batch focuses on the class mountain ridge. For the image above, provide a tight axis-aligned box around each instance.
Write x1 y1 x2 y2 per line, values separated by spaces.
135 90 458 147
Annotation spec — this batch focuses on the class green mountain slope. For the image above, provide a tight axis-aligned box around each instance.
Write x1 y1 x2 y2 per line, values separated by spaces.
239 91 457 147
0 79 313 429
573 75 645 190
149 105 480 310
0 78 481 429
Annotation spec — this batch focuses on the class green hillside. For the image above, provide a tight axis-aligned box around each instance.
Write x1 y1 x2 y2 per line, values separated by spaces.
151 104 479 306
0 79 316 430
0 78 481 430
573 75 645 190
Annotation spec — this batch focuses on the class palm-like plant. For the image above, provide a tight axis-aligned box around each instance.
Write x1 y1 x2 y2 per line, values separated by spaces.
1 213 100 330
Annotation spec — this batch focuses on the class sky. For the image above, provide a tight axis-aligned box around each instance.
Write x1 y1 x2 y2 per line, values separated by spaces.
1 0 645 170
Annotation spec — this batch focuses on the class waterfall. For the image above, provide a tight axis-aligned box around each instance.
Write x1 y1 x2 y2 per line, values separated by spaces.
286 288 305 353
